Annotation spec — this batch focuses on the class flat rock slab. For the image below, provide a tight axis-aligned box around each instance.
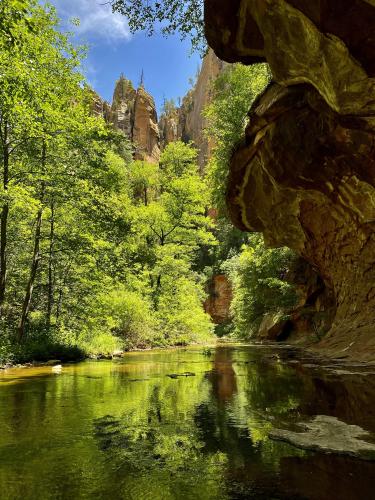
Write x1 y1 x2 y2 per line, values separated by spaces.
269 415 375 461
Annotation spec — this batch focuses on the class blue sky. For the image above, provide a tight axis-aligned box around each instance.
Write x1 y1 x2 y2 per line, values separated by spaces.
49 0 201 115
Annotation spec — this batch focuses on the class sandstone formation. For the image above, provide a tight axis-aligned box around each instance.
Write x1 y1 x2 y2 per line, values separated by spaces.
204 274 233 324
109 75 160 163
204 0 375 360
159 49 226 170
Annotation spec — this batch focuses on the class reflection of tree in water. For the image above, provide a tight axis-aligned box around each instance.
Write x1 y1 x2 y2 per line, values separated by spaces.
93 377 227 499
194 347 308 498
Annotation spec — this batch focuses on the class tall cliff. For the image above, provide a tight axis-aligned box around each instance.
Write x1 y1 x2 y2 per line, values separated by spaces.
205 0 375 360
159 49 226 170
108 75 160 163
101 52 225 168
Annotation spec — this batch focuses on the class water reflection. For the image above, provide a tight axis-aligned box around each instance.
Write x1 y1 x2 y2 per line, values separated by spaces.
0 346 374 499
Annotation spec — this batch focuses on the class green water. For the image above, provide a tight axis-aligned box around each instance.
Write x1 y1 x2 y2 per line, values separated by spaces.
0 344 374 500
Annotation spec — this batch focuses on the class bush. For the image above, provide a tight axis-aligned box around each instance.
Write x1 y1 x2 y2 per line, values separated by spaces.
156 276 214 345
89 288 157 350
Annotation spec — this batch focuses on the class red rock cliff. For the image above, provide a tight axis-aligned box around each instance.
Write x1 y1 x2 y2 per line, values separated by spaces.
109 75 160 163
159 49 226 170
204 274 233 325
204 0 375 360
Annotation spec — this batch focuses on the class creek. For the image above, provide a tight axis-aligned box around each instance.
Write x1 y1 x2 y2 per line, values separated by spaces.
0 344 374 499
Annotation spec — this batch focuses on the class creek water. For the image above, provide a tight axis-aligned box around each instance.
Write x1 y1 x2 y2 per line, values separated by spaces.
0 344 374 500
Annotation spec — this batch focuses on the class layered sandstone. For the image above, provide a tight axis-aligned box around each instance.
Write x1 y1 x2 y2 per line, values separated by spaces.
159 49 226 170
109 75 160 162
204 274 233 324
204 0 375 359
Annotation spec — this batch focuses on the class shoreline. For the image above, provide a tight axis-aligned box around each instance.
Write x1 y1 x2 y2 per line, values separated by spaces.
0 341 219 371
2 340 375 373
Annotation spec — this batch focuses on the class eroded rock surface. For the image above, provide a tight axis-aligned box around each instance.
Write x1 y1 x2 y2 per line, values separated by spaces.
204 274 233 324
109 75 160 162
269 415 375 460
204 0 375 360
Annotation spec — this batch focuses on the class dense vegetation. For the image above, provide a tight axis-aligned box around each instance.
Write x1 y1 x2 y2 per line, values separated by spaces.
0 1 214 364
204 64 298 338
0 1 299 365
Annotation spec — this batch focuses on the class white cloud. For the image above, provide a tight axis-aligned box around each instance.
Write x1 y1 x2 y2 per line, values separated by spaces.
52 0 131 43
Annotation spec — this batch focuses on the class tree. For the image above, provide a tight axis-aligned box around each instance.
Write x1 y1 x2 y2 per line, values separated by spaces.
204 63 270 214
0 2 216 361
111 0 205 52
222 234 297 338
134 142 215 306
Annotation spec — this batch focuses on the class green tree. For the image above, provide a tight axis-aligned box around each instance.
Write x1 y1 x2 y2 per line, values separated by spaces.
111 0 204 52
0 2 216 362
204 63 270 214
222 234 297 338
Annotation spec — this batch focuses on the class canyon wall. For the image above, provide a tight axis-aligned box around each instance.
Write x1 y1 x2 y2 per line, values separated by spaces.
204 0 375 359
103 75 161 163
103 50 225 168
159 49 226 170
204 275 233 325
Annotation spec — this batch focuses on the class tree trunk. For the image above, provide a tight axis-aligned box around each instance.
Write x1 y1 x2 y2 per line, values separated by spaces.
0 123 9 310
17 143 46 342
17 199 44 341
46 200 55 330
55 261 71 327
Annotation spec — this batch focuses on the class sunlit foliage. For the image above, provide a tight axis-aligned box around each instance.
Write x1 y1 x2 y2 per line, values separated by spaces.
0 3 214 363
111 0 205 52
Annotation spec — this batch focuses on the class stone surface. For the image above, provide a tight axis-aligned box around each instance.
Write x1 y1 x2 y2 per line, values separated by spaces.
204 0 375 360
269 415 375 460
258 311 289 340
159 49 226 170
109 75 160 163
204 274 233 324
132 86 160 162
110 75 137 137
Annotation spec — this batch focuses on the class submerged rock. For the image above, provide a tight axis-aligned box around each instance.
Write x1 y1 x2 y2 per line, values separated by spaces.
269 415 375 460
167 372 196 379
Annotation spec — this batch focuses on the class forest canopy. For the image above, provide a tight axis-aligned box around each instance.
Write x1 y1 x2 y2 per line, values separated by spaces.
0 0 298 365
0 1 214 364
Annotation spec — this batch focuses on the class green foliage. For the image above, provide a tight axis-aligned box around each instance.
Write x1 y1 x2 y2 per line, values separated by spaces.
89 289 157 350
222 234 298 338
111 0 205 53
0 5 215 364
202 61 297 339
205 63 271 214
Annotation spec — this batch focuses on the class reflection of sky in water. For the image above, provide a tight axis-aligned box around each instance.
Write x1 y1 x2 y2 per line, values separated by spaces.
0 345 374 499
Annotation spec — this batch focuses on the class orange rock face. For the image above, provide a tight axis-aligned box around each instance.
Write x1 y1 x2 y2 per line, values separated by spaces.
109 75 160 163
204 0 375 360
133 87 160 163
204 274 233 324
159 49 226 170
